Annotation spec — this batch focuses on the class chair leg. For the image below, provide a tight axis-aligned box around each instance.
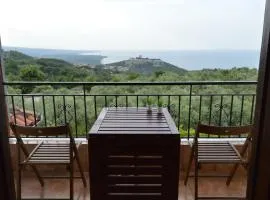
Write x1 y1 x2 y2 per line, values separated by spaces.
17 164 22 200
227 140 250 186
184 145 194 185
74 147 87 187
17 143 22 200
19 143 44 186
226 163 240 186
70 143 74 200
70 162 74 200
195 162 198 200
30 165 44 187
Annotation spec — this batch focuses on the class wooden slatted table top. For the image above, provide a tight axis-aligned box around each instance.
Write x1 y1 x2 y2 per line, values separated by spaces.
89 107 179 135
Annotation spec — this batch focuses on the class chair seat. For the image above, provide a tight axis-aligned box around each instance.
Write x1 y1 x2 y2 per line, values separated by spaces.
24 143 71 164
197 141 243 163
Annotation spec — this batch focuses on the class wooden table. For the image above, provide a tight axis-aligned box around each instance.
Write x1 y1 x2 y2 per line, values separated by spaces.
88 107 180 200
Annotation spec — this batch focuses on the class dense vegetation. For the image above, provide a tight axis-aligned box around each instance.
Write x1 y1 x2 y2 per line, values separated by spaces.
4 50 258 137
104 58 186 74
3 46 105 64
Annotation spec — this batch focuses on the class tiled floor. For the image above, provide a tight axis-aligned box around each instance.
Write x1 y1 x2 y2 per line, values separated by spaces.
19 172 247 200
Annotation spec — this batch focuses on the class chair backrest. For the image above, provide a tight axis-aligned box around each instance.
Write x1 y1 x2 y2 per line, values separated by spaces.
196 123 253 138
10 124 72 139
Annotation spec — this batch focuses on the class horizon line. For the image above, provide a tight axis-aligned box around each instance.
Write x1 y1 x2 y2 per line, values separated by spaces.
2 45 260 52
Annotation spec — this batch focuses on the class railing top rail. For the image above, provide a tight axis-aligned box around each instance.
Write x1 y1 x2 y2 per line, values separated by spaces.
3 81 257 86
5 93 256 97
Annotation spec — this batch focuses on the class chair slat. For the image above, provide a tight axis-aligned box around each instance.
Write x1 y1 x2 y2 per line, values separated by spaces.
199 150 236 153
30 157 70 160
199 153 236 156
38 146 69 149
37 149 70 152
33 154 69 157
36 151 70 153
27 160 70 164
41 144 69 147
10 124 71 137
197 123 253 136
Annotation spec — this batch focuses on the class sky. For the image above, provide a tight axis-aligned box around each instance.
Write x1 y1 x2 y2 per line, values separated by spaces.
0 0 266 50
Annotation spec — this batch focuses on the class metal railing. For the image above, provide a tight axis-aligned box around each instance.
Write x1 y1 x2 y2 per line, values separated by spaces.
4 81 257 139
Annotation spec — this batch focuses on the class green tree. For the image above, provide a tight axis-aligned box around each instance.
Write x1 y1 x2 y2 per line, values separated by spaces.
5 59 19 75
154 70 165 78
19 65 45 93
85 76 96 92
19 65 45 81
127 73 140 80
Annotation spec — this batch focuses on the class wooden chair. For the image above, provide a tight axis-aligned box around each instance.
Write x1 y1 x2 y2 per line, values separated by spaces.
184 123 253 200
10 124 87 200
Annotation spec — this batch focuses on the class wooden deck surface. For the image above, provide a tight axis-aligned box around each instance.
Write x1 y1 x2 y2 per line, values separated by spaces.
19 172 246 200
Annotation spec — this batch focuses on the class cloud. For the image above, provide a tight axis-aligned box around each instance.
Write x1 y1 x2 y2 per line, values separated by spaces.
103 0 185 4
0 0 266 50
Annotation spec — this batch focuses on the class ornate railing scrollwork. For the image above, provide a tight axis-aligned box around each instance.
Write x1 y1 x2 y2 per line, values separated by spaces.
56 104 73 124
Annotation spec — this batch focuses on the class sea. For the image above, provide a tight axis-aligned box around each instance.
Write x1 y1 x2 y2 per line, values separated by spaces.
99 50 260 70
4 46 260 70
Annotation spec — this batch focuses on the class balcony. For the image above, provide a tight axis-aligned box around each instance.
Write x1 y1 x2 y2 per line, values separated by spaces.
17 173 246 199
5 81 255 199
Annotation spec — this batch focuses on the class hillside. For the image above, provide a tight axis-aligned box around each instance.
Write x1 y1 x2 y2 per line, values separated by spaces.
105 56 187 74
3 46 105 65
3 50 117 82
3 50 258 86
3 50 34 62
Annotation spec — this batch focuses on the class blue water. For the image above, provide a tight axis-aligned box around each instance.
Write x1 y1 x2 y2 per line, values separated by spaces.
4 46 260 70
100 50 260 70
